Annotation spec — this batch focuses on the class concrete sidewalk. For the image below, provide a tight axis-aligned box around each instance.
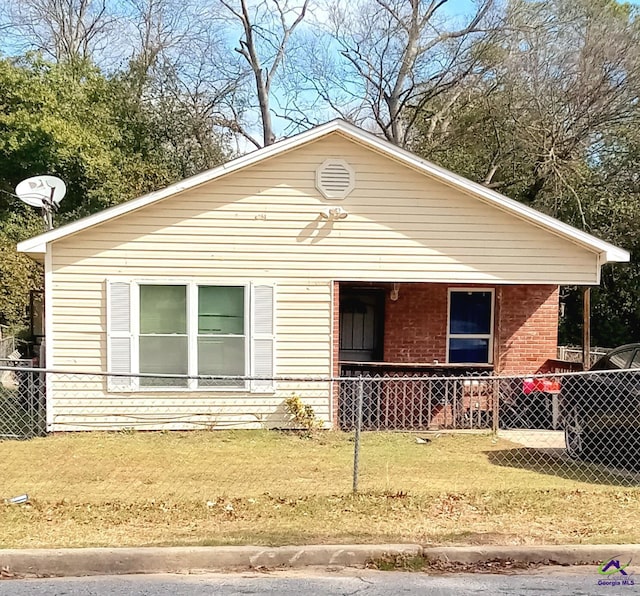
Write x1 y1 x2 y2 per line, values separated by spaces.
2 544 640 578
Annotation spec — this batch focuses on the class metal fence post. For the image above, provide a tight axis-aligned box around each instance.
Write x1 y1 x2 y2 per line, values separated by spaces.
352 376 364 494
38 370 47 436
492 379 500 433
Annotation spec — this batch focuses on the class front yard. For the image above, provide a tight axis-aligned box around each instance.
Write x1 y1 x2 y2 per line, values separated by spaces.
1 430 639 548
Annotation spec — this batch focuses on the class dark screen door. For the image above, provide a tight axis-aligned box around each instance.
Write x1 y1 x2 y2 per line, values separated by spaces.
339 290 384 362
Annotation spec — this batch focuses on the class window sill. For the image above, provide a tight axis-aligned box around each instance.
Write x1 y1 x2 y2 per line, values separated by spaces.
109 386 266 394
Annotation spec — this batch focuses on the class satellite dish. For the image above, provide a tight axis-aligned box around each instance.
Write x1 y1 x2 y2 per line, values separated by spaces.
15 175 66 230
16 175 66 208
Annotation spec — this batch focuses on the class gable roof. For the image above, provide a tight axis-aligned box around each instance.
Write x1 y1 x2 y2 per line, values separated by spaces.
17 119 629 264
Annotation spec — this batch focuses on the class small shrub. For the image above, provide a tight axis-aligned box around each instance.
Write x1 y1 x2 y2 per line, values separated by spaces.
284 394 322 434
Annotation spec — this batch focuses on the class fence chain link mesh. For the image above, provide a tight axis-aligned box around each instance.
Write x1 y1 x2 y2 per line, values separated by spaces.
1 365 639 508
0 361 46 440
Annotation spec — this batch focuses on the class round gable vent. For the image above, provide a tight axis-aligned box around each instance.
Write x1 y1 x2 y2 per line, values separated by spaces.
316 159 355 200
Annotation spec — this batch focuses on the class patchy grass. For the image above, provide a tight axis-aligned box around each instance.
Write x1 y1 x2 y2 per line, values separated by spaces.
367 554 542 574
0 430 639 548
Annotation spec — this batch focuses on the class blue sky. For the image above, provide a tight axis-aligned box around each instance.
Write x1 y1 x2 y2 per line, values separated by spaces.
2 0 639 58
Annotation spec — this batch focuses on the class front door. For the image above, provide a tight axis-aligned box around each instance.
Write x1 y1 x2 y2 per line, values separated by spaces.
339 289 384 362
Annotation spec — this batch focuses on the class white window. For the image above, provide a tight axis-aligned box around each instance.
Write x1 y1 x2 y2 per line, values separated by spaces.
447 289 494 364
107 280 275 392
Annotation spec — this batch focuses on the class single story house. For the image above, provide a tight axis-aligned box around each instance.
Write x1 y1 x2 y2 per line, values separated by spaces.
17 120 629 431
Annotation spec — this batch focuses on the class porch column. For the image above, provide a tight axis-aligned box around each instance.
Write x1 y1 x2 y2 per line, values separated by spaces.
582 287 591 370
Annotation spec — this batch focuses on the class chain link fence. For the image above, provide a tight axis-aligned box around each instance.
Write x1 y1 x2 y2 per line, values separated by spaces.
0 360 46 440
1 364 639 506
344 369 640 489
339 372 498 432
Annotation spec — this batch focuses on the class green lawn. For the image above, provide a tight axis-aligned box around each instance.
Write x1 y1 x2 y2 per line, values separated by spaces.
1 430 639 548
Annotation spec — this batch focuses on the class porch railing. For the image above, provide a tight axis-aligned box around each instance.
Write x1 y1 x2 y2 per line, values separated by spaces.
339 362 496 431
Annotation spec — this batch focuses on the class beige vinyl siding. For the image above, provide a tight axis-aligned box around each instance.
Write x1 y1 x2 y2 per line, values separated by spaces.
49 280 332 431
47 133 599 430
46 380 332 431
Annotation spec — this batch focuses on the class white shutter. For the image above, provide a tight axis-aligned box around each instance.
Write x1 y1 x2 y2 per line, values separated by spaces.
251 283 275 393
107 281 133 392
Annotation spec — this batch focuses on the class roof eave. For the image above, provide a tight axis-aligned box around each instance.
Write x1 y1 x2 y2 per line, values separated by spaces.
602 247 631 264
16 240 46 254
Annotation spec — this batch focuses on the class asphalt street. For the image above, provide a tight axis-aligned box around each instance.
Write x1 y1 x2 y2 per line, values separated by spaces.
0 566 625 595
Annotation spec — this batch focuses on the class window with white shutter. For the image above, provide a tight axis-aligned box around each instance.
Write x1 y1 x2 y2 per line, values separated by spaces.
106 280 275 392
251 284 276 393
106 281 133 392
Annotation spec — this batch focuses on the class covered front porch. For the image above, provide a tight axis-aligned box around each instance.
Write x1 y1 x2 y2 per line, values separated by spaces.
334 281 562 430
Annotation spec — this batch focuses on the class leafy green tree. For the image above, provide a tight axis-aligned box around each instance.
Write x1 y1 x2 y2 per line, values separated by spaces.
0 209 43 333
0 54 229 332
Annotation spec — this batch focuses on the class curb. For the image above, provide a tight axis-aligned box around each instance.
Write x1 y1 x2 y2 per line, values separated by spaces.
1 544 639 578
421 545 640 566
0 544 421 577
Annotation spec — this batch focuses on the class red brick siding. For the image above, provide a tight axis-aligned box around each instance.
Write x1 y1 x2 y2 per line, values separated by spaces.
333 282 560 428
496 285 559 375
384 284 449 363
379 283 558 374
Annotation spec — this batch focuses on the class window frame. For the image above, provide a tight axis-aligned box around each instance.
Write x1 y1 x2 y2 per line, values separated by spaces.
137 283 189 387
131 279 251 391
446 288 495 365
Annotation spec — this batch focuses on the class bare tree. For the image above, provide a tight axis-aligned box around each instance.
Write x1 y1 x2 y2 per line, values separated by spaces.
118 0 243 172
126 0 188 76
310 0 498 147
219 0 311 147
411 0 640 222
2 0 114 63
483 0 640 213
514 0 639 202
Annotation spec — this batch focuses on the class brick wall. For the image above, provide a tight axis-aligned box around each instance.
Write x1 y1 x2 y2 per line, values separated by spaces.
373 282 558 375
495 285 559 375
334 282 560 429
384 284 448 364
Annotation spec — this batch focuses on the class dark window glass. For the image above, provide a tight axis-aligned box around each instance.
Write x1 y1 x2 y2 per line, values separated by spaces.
449 338 490 364
449 292 492 335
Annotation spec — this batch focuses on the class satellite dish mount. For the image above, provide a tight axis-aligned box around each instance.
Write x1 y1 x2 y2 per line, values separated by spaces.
15 175 66 230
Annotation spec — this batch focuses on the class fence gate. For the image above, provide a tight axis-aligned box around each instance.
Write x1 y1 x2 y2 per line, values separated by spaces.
0 363 46 439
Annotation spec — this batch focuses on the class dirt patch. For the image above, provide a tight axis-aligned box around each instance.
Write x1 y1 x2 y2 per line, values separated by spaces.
368 554 554 574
